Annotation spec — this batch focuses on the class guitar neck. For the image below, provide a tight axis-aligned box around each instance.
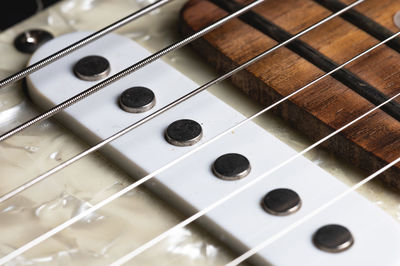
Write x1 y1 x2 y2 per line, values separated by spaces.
181 0 400 192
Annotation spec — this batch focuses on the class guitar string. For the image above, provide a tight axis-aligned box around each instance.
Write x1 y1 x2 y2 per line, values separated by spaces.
115 156 400 266
0 1 372 262
109 33 400 266
0 0 362 204
1 12 394 266
0 0 265 142
226 156 400 266
8 2 400 266
0 0 172 89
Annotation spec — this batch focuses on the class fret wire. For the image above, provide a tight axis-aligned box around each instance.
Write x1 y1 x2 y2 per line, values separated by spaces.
0 2 377 264
0 0 363 205
110 32 400 266
0 0 172 89
0 0 264 143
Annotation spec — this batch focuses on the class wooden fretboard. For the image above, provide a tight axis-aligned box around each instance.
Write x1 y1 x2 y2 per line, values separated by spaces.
180 0 400 191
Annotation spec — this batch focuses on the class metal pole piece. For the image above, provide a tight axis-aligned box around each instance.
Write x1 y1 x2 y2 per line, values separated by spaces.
0 0 172 88
0 0 264 143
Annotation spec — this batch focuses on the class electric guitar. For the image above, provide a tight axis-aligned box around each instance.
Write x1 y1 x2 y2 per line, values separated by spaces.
1 0 400 265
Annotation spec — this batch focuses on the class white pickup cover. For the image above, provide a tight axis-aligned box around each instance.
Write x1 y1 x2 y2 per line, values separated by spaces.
27 32 400 266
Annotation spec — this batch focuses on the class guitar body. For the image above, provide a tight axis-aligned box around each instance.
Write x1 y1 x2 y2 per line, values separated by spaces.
180 0 400 191
1 0 400 265
0 1 239 265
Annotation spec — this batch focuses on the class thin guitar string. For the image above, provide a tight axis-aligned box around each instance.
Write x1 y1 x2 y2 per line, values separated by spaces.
117 157 400 266
0 1 372 263
1 11 394 266
0 0 172 89
109 34 400 265
226 152 400 265
0 0 362 204
0 0 265 142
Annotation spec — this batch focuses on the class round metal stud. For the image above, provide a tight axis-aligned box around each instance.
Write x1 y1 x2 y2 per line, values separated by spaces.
261 188 301 216
394 11 400 28
73 55 111 81
313 224 354 253
165 119 203 147
14 29 53 54
212 153 251 180
119 86 156 113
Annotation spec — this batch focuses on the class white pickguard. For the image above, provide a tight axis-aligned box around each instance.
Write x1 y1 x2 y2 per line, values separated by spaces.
27 31 400 265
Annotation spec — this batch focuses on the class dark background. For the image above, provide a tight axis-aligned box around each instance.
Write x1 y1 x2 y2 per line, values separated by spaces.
0 0 60 30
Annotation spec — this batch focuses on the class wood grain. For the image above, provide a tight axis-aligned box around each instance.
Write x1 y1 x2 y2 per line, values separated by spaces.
180 0 400 191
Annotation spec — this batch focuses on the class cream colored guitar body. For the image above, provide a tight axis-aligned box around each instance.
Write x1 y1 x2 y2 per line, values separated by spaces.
1 0 400 265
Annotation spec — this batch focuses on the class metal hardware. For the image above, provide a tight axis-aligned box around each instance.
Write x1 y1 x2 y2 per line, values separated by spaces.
73 55 111 81
313 224 354 253
261 188 301 216
13 29 53 54
212 153 251 180
119 86 156 113
165 119 203 146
